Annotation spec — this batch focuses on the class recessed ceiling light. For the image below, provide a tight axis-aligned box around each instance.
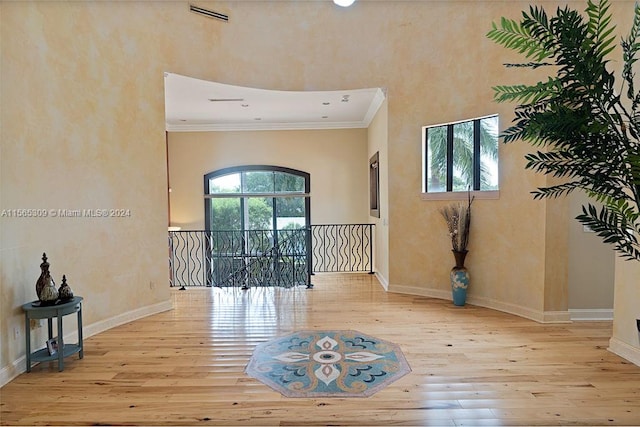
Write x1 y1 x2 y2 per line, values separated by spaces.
322 102 330 106
334 0 355 7
322 116 328 119
341 95 350 103
241 104 249 107
254 118 262 121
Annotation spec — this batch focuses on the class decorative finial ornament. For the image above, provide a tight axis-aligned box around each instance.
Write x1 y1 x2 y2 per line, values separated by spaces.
58 274 74 301
38 263 59 305
35 252 54 300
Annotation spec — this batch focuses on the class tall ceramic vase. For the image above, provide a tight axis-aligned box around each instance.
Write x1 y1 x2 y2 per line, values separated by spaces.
450 250 469 306
35 253 55 302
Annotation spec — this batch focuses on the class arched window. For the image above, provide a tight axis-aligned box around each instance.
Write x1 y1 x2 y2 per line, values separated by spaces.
203 166 311 288
204 165 310 232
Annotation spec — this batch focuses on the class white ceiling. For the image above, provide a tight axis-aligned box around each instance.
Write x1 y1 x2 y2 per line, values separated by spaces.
164 72 385 132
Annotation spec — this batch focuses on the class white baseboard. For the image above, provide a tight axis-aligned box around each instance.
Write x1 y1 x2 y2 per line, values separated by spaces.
71 300 173 343
388 284 571 323
0 356 27 389
374 272 389 291
0 299 173 388
389 284 451 300
539 310 572 323
569 308 614 321
609 337 640 367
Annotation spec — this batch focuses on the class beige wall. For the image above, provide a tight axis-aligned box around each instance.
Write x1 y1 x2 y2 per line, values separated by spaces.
610 257 640 366
367 100 389 284
2 0 639 382
1 1 172 382
168 129 369 230
568 192 615 311
609 4 640 364
543 178 570 316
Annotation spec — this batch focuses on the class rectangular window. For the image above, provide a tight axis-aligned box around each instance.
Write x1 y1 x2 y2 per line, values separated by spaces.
479 116 499 191
423 115 499 193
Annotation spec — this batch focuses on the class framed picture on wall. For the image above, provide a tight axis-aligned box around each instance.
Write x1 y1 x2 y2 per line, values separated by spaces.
369 152 380 218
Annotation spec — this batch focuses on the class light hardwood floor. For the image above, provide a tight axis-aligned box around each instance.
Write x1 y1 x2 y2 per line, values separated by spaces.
2 273 640 426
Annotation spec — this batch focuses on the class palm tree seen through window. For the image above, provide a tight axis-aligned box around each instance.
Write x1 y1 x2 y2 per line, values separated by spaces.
425 115 499 192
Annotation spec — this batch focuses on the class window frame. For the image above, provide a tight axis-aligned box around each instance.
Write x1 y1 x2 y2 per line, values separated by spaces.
204 165 311 231
422 114 499 200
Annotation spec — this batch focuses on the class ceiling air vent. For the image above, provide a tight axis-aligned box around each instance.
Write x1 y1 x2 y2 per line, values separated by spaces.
189 4 229 22
208 98 244 102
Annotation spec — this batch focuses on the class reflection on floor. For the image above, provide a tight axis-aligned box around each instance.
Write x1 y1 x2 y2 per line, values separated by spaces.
2 273 639 426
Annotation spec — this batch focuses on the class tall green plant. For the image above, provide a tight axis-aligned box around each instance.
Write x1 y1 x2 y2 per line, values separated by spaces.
487 0 640 261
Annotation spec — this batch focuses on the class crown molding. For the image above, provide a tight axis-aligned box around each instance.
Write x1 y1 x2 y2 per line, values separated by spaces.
362 88 386 127
166 120 370 132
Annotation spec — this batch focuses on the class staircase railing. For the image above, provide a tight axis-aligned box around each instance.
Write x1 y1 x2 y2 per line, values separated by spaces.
215 229 311 289
169 224 374 288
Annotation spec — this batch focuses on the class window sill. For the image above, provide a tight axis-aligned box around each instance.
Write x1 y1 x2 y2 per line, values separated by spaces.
420 190 500 201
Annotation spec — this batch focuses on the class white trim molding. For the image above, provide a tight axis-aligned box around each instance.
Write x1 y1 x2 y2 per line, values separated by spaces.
466 294 571 323
374 272 389 291
389 284 451 301
569 308 614 321
388 284 572 323
66 300 174 344
421 190 500 201
0 299 173 388
0 356 26 389
167 120 372 132
609 337 640 367
164 73 386 132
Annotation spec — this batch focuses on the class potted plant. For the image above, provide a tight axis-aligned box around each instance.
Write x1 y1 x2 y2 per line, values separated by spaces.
487 0 640 261
440 193 474 306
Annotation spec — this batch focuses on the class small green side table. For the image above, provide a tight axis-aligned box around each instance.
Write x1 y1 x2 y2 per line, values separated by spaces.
21 296 83 372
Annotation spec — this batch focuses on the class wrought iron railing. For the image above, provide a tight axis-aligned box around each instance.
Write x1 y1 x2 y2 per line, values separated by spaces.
215 229 310 289
310 224 374 273
168 224 374 288
169 229 310 289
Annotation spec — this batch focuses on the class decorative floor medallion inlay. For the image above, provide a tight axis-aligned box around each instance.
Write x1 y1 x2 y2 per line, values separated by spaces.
245 330 411 398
